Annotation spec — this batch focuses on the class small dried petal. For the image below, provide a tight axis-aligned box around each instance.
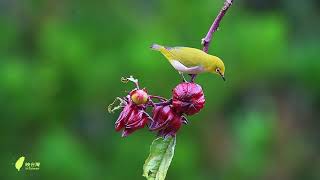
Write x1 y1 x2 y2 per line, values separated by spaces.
172 82 205 115
108 97 127 113
150 105 184 137
130 89 148 105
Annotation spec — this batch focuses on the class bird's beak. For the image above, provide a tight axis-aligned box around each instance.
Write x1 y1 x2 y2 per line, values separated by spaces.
217 71 226 81
221 74 226 81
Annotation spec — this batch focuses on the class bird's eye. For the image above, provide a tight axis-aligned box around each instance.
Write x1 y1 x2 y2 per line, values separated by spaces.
215 68 220 73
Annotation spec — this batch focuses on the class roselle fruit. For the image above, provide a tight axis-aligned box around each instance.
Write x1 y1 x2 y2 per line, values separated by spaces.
115 96 151 137
111 77 206 137
172 82 205 115
150 105 186 137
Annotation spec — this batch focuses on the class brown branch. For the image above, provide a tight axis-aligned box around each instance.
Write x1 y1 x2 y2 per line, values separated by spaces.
201 0 233 53
190 0 233 82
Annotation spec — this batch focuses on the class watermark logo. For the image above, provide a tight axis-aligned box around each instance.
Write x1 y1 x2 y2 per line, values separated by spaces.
14 156 40 171
15 156 25 171
25 161 40 171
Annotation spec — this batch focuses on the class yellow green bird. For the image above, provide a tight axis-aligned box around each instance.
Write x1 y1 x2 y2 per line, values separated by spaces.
151 44 225 81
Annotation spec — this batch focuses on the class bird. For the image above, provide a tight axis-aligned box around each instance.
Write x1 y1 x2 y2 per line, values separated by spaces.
150 44 225 81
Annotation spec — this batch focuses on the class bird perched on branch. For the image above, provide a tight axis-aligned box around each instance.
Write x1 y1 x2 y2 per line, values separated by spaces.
151 44 225 81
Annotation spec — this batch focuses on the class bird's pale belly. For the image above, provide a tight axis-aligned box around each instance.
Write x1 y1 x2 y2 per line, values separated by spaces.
170 60 205 74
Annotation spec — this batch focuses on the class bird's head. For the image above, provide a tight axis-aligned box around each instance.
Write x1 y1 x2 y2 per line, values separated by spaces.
207 56 226 81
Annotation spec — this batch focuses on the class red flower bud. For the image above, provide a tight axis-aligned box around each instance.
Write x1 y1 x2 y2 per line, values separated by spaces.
130 89 148 105
150 105 186 137
172 82 205 115
115 98 151 137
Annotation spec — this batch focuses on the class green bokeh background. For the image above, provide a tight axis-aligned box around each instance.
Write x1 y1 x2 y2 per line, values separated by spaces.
1 0 319 179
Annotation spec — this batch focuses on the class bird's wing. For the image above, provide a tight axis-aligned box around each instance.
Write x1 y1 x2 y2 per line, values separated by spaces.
170 60 204 74
168 47 207 67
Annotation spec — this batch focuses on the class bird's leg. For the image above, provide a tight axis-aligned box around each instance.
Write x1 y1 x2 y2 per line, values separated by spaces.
179 72 187 82
189 74 197 82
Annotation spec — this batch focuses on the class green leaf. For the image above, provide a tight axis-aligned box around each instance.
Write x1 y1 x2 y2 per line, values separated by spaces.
143 136 176 180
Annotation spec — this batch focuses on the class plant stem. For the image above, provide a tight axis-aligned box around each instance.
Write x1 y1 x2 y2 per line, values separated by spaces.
190 0 233 82
150 95 168 102
154 99 172 106
201 0 233 53
147 98 172 107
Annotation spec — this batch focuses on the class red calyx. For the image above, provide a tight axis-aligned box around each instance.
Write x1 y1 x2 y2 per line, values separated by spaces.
149 105 186 137
115 98 151 137
172 82 205 115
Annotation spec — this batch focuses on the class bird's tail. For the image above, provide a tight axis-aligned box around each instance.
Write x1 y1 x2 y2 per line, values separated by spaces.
150 43 175 61
150 43 164 51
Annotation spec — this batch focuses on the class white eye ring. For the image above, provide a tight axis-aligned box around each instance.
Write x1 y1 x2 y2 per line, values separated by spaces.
215 68 220 73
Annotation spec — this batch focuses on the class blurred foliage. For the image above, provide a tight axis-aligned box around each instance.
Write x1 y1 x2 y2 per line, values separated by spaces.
1 0 320 179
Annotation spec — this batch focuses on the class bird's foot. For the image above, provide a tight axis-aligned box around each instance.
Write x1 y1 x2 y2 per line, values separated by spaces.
189 74 197 82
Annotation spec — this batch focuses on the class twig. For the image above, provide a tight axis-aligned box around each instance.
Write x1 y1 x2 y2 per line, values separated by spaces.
190 0 233 82
147 99 172 107
201 0 233 53
149 95 168 102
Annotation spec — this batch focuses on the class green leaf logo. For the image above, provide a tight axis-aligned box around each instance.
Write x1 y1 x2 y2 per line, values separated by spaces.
15 156 25 171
